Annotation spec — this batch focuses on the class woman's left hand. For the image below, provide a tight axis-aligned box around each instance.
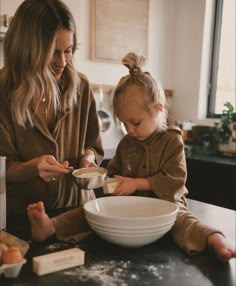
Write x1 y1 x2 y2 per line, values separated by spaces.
80 150 97 168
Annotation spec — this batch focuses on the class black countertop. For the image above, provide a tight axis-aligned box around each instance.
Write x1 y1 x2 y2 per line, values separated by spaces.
102 147 236 166
185 152 236 166
1 199 235 286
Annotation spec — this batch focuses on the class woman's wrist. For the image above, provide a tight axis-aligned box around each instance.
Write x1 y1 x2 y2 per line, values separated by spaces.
85 148 95 156
6 159 38 182
80 149 96 168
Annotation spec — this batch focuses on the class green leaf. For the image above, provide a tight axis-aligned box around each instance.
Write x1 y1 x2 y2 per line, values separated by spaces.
224 102 234 113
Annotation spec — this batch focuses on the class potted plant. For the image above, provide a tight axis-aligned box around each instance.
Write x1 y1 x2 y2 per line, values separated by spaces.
185 102 236 156
216 102 236 154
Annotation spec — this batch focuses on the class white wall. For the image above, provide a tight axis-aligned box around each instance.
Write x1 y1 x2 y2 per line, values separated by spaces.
171 0 215 125
0 0 214 125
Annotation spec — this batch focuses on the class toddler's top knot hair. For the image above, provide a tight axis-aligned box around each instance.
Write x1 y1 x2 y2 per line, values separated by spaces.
113 52 168 132
122 52 146 79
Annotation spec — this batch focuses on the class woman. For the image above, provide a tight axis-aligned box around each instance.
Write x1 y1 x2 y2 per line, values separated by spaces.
0 0 103 216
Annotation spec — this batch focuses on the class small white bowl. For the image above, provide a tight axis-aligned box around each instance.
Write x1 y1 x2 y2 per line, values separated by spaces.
84 196 178 247
72 167 107 189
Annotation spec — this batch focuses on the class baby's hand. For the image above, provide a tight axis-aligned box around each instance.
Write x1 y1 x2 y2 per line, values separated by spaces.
112 175 137 195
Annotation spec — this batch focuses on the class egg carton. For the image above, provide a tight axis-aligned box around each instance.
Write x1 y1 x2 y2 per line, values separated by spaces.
0 259 26 278
0 230 29 278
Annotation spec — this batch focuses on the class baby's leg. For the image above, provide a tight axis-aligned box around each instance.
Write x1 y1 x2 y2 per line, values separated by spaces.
208 233 236 262
27 201 55 242
51 207 92 242
172 203 236 262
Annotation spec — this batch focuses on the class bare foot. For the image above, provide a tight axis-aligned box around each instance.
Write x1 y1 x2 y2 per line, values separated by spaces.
27 201 55 242
208 233 236 262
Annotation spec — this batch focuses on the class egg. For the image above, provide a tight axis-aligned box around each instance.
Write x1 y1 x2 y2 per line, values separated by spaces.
0 243 8 265
0 242 8 252
2 246 23 264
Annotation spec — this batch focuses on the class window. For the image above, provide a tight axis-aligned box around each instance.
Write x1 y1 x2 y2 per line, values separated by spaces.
208 0 235 117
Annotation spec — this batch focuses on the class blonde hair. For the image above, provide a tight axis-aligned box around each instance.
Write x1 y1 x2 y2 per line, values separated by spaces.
0 0 79 127
113 52 168 131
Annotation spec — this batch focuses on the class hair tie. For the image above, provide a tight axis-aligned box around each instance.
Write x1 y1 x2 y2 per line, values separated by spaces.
130 67 142 78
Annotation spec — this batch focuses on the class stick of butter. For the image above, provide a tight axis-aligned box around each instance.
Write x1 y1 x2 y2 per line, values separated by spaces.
103 177 122 194
33 248 85 276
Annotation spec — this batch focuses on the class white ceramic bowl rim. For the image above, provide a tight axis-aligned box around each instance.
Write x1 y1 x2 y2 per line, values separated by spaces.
84 196 178 221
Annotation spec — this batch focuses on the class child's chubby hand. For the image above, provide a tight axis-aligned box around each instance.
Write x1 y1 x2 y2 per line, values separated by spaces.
112 175 137 195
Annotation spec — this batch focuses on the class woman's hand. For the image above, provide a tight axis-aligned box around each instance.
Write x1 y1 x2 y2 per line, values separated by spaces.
37 155 70 182
6 155 71 183
80 149 97 168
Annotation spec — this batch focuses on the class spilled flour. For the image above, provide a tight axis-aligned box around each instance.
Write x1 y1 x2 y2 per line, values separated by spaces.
59 259 170 286
45 243 203 286
46 243 69 251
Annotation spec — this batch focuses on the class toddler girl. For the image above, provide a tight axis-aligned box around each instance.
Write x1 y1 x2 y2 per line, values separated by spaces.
28 53 236 262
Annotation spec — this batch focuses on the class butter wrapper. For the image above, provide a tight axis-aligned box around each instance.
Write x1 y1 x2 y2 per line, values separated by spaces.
33 247 85 276
103 177 121 194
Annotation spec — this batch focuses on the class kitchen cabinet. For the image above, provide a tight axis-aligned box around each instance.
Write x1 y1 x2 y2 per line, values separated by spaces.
185 154 236 210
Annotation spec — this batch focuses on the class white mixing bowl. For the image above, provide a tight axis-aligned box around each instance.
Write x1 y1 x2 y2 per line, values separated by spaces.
83 196 178 247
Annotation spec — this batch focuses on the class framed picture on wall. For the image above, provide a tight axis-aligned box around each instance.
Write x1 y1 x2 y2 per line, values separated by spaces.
90 0 149 63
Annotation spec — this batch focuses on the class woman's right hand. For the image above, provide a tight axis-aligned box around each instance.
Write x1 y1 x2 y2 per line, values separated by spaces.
6 155 71 183
37 155 70 182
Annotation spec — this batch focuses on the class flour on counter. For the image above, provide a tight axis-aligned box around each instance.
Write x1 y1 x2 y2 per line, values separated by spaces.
46 243 71 251
60 259 171 286
42 243 208 285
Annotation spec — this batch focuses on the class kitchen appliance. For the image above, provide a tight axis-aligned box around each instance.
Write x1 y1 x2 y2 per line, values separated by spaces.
92 84 124 160
97 86 111 132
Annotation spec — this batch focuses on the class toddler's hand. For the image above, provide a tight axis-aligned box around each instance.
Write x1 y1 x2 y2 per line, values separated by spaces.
112 175 137 195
